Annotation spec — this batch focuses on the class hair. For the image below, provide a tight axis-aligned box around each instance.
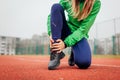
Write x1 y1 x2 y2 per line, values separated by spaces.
71 0 95 21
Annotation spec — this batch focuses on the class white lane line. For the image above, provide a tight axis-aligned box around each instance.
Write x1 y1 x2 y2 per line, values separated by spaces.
16 57 120 68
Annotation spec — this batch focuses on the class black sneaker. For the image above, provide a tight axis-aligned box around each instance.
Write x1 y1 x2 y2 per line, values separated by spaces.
48 52 65 70
68 51 75 66
50 51 65 60
60 51 65 59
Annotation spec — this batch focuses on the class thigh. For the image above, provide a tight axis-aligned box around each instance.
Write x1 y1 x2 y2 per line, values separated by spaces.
72 38 91 68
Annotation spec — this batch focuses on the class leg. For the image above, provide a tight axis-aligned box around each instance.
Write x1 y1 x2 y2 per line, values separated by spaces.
51 4 64 41
51 3 71 41
72 38 91 69
68 51 75 66
48 3 70 70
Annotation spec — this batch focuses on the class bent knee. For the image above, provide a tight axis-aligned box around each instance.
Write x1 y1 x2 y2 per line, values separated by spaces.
51 3 63 12
75 61 91 69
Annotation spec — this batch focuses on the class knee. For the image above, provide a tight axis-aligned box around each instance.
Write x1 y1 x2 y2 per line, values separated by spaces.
75 60 91 69
51 3 64 12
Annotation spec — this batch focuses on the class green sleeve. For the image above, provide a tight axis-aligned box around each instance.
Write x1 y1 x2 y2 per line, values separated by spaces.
47 14 51 36
64 0 101 47
59 0 67 9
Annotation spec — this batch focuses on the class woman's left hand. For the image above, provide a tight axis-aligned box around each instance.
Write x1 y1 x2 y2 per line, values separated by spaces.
51 39 65 53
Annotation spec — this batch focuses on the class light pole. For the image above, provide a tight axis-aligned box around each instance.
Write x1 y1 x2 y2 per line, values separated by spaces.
94 23 98 54
113 18 118 55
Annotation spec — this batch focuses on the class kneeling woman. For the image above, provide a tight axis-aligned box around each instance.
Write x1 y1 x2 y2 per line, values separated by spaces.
47 0 101 70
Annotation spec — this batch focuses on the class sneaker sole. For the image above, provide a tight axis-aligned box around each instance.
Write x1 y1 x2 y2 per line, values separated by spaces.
48 61 60 70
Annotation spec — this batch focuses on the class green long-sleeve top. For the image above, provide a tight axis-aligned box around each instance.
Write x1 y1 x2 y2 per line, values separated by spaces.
47 0 101 47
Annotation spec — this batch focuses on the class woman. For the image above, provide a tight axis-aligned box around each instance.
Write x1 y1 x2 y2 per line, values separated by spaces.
47 0 101 70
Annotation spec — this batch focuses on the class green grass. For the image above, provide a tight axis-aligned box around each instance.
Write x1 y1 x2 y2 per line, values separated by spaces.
13 53 120 59
92 54 120 59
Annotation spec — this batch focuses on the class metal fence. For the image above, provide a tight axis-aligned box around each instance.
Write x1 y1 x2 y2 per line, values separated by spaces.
16 17 120 55
88 17 120 55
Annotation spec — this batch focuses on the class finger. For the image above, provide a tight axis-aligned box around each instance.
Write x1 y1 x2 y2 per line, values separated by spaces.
49 36 54 43
53 43 61 46
52 46 60 49
52 45 59 48
56 39 62 43
50 45 53 49
50 42 60 49
50 39 54 43
51 48 60 52
56 50 62 53
49 41 53 48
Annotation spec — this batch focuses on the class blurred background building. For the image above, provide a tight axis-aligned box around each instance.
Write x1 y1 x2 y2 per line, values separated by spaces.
0 36 20 55
16 33 50 55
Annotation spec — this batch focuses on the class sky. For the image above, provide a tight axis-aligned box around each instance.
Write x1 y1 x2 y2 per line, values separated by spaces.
0 0 120 39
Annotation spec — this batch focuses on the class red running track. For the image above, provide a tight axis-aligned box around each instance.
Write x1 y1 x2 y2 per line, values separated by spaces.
0 55 120 80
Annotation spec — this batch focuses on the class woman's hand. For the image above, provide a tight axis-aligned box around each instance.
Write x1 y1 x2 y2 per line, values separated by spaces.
51 39 65 53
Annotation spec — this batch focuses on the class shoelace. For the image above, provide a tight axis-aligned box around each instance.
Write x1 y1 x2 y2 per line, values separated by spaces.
51 53 56 60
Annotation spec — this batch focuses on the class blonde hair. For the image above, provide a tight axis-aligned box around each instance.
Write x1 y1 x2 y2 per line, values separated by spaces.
71 0 95 21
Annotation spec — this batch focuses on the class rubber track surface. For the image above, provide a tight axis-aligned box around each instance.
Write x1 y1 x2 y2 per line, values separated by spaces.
0 55 120 80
